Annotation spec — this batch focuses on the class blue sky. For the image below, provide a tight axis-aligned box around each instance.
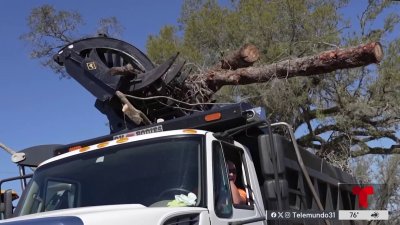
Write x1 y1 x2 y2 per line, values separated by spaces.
0 0 399 197
0 0 182 191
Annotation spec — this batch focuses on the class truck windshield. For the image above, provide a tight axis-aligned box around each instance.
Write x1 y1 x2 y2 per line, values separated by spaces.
17 135 204 216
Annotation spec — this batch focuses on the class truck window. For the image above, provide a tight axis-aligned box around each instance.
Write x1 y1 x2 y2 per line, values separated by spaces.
44 180 78 211
220 142 254 209
213 141 233 218
17 136 204 216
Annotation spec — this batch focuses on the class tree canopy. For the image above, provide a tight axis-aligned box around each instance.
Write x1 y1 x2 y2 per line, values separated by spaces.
20 4 124 77
146 0 400 168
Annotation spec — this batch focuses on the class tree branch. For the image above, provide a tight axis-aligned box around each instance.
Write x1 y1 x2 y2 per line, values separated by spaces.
307 106 340 120
360 116 400 128
351 146 400 157
115 91 151 125
298 124 399 151
110 63 142 76
204 42 383 91
351 130 399 143
297 124 339 142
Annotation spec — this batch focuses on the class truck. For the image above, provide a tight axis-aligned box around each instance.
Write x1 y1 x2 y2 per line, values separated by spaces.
0 36 363 225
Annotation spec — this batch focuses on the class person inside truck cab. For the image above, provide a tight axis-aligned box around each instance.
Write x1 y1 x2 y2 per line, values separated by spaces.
227 160 246 205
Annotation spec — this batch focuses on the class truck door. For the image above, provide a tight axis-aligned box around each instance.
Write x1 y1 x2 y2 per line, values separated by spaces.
207 134 265 225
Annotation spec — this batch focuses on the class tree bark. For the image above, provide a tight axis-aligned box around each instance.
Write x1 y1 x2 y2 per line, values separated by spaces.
204 42 383 91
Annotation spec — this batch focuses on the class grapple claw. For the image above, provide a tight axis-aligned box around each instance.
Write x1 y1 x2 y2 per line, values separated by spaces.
55 36 189 133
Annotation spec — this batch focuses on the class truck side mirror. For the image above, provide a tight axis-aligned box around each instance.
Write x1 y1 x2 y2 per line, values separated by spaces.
258 134 289 210
258 134 285 175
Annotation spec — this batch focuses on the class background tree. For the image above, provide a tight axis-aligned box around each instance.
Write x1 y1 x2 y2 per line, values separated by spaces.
146 0 400 168
20 4 124 77
351 155 400 223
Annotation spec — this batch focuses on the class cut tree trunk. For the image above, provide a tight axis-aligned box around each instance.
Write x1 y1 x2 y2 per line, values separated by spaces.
217 44 260 70
203 42 383 91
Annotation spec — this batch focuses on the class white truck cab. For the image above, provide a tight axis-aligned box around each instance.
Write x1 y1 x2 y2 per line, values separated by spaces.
2 129 266 225
1 103 360 225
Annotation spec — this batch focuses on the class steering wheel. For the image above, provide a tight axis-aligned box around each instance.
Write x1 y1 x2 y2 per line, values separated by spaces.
158 187 191 200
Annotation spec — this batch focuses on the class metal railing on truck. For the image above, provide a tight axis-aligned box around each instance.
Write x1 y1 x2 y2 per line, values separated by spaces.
259 133 362 225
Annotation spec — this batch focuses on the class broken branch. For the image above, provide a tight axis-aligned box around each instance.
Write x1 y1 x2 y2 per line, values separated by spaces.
110 63 142 76
116 91 151 125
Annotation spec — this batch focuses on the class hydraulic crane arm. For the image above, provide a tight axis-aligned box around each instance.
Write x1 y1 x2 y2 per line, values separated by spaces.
54 36 188 133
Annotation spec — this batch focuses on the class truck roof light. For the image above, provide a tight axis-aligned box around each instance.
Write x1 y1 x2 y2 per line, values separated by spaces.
68 146 81 152
116 137 129 143
205 112 221 122
97 142 109 149
79 146 90 152
183 129 197 134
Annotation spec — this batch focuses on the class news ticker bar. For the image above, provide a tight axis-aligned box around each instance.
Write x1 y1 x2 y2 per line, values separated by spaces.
265 210 389 221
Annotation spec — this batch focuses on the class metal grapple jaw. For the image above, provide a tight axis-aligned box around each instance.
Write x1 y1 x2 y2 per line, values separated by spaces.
54 36 187 133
